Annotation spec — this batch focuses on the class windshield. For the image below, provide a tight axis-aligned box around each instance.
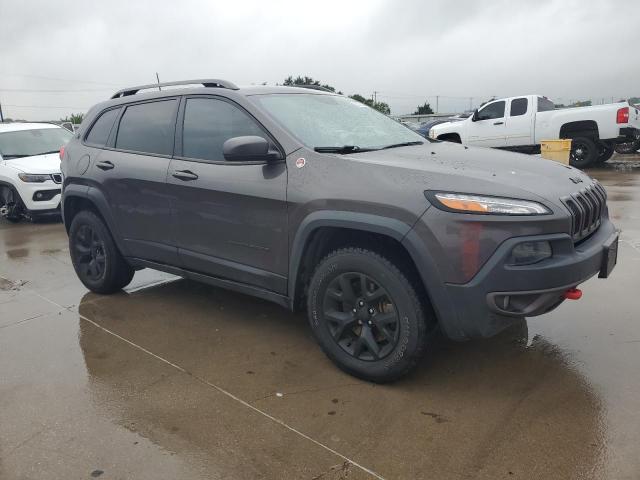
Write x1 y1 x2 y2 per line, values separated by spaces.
0 127 73 159
250 94 427 150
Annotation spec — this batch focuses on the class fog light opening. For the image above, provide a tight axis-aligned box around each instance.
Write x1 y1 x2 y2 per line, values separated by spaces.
508 241 552 266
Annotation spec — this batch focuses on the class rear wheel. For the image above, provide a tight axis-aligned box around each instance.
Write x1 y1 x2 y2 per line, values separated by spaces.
307 247 430 383
69 210 134 294
569 137 598 168
0 186 25 223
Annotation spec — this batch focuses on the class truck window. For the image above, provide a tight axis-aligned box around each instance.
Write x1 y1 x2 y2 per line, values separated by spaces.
510 98 528 117
477 101 505 121
537 97 555 112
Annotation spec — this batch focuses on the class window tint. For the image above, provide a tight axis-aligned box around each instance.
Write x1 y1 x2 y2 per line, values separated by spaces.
510 98 528 117
116 100 177 155
182 98 265 161
477 101 505 121
85 108 120 146
537 97 555 112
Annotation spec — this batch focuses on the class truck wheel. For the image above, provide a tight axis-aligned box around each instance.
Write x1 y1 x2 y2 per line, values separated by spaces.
569 137 598 168
307 247 430 383
595 142 615 164
69 210 134 294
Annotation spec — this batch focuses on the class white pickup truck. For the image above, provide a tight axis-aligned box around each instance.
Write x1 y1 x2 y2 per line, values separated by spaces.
429 95 640 168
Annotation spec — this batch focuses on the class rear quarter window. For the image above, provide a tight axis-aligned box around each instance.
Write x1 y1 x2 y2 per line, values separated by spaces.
85 108 120 147
115 100 177 155
510 98 528 117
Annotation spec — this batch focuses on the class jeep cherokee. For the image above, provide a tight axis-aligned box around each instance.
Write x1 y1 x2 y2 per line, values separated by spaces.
61 79 619 382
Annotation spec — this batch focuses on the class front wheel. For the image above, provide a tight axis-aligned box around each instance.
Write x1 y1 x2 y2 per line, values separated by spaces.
69 210 134 294
307 248 430 382
569 137 598 168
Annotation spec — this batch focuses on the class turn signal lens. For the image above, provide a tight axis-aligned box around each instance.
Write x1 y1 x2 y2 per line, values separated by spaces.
59 146 65 160
432 193 550 215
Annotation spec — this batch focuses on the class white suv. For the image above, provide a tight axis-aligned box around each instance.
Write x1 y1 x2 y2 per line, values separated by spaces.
0 123 73 222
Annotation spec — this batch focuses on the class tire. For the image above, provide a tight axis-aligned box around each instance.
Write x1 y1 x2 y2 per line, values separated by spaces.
307 247 430 383
595 141 615 164
69 210 134 294
1 185 24 223
569 137 598 168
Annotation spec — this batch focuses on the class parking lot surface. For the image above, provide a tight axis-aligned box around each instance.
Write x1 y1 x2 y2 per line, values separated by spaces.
1 155 639 480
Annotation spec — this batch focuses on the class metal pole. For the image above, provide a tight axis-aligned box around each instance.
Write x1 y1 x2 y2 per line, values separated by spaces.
0 100 4 122
436 96 439 113
156 72 162 91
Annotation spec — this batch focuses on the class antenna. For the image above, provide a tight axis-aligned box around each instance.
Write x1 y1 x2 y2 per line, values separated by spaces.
156 73 162 91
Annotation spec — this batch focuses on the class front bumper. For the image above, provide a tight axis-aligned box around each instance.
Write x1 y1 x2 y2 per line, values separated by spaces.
15 181 61 212
442 218 617 338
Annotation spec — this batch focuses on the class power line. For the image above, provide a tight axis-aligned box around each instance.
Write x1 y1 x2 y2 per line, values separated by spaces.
0 88 113 93
0 72 120 86
2 104 90 110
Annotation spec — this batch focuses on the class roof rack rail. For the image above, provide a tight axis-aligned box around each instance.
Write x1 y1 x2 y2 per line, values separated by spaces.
111 79 239 99
291 84 334 93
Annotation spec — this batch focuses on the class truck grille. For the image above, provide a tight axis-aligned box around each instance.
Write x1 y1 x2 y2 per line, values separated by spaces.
561 181 607 242
51 174 62 184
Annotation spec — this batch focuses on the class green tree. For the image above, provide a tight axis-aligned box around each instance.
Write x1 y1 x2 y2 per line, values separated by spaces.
569 100 592 108
413 102 433 115
60 113 84 124
348 94 391 115
283 75 341 94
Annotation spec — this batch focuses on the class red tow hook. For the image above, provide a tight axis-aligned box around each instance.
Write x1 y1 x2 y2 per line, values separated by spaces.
564 288 583 300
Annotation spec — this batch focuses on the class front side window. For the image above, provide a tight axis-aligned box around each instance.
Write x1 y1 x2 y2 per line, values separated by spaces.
249 94 424 150
537 97 555 112
0 127 73 159
510 98 528 117
182 98 265 161
85 108 120 147
476 101 505 121
115 100 177 155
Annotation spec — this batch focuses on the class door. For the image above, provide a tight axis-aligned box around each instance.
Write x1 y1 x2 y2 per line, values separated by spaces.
167 96 288 294
467 100 507 147
504 97 534 147
92 98 179 264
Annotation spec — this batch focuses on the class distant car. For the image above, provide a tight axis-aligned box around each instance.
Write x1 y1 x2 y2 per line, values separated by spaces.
0 123 72 222
411 117 464 138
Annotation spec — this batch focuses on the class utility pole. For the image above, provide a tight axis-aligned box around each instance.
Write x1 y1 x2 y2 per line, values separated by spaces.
436 95 439 113
156 72 162 91
372 91 379 103
0 99 4 123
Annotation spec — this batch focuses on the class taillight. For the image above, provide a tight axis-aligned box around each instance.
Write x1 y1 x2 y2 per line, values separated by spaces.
59 146 65 160
617 107 629 124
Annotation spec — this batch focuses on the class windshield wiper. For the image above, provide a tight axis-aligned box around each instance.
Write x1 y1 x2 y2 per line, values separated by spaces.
380 141 424 150
39 150 61 155
314 145 377 154
1 154 29 159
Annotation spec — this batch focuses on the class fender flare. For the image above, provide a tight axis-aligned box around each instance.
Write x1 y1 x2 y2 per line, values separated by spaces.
287 210 462 340
62 184 129 256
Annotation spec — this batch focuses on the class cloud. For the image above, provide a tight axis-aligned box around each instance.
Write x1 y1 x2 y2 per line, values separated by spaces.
0 0 638 120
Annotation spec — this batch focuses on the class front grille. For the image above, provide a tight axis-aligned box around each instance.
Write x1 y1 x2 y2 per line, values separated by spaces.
561 181 607 242
51 174 62 184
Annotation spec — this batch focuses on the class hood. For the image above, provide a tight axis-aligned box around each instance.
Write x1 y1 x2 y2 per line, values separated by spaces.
1 153 61 174
343 142 591 206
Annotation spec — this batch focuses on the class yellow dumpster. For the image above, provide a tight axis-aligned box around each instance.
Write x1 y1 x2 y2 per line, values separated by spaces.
540 139 572 164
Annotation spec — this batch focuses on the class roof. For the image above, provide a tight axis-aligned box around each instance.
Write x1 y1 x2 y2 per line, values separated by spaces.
0 122 63 133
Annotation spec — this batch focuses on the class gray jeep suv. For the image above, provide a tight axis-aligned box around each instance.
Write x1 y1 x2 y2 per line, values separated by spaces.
61 79 619 382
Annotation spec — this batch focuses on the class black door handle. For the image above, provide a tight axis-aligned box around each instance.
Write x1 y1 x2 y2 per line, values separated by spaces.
493 121 504 125
172 170 199 181
96 160 114 170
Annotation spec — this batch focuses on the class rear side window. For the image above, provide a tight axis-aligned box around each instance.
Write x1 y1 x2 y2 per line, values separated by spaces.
477 101 505 121
537 97 555 112
182 98 265 161
116 100 177 155
85 108 120 147
510 98 528 117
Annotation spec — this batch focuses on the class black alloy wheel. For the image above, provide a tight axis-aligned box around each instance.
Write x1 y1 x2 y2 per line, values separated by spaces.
323 272 400 361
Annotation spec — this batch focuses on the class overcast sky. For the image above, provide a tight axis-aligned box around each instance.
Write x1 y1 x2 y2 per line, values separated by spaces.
1 0 638 120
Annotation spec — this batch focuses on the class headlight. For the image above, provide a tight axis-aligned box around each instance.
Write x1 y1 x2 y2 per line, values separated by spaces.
429 192 550 215
18 173 51 183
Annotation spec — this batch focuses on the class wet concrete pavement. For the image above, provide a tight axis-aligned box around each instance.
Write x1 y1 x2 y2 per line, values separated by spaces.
1 155 639 479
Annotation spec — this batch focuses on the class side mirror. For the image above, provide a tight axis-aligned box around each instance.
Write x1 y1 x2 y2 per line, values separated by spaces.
471 109 479 122
222 136 282 162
